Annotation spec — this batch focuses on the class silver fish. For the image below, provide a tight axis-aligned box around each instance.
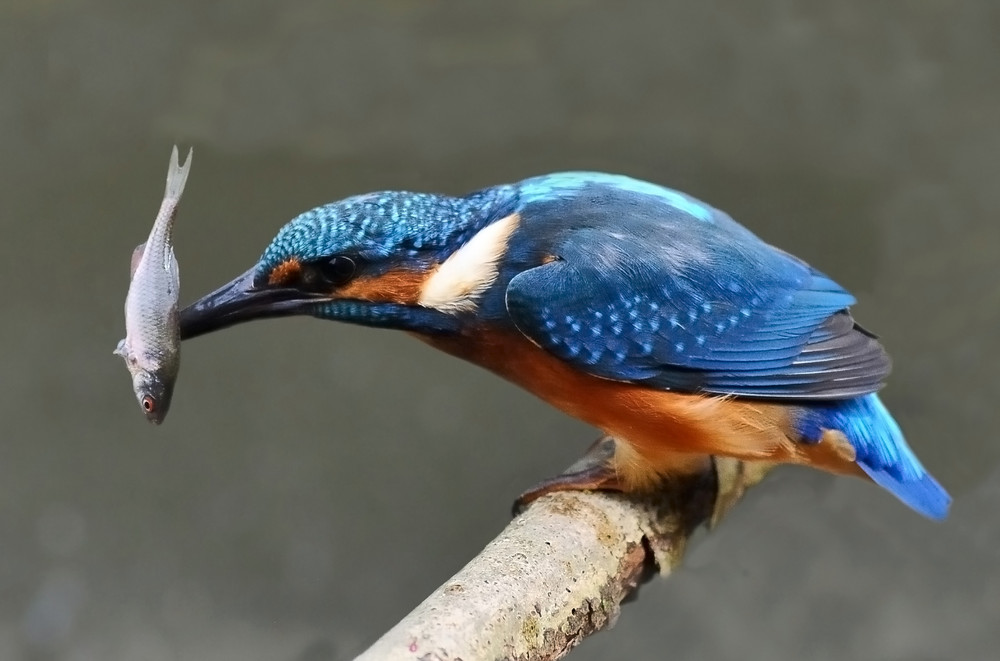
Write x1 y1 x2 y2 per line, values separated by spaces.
114 145 192 424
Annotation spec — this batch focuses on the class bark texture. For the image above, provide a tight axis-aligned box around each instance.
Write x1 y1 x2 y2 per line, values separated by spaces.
355 443 771 661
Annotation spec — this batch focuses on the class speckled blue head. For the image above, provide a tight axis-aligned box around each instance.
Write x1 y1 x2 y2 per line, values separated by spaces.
255 186 519 283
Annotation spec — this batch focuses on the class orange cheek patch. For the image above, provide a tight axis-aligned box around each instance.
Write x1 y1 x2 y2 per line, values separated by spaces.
268 258 303 286
337 268 431 304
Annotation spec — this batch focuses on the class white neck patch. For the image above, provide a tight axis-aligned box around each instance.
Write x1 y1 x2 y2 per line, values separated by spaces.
418 213 521 314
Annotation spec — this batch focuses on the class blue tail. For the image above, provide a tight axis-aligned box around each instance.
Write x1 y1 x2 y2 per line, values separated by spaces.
796 394 951 520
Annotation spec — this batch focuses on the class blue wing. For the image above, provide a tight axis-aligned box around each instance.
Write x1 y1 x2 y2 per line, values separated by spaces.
504 174 889 399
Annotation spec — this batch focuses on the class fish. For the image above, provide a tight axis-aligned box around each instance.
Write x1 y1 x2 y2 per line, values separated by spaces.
114 145 192 424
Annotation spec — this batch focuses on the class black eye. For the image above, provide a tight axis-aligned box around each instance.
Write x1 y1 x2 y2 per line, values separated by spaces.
317 255 357 287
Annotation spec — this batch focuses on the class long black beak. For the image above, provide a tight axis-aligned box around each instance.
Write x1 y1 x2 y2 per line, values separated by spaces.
179 267 323 340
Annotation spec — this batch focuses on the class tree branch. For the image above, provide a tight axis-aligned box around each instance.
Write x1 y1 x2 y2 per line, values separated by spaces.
354 439 771 661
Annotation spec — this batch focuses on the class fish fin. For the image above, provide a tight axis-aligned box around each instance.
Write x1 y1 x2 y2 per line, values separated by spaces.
166 247 180 294
165 145 193 202
130 242 146 279
113 338 128 357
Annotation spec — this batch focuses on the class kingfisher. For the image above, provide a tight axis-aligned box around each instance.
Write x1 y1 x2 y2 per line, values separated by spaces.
179 172 951 520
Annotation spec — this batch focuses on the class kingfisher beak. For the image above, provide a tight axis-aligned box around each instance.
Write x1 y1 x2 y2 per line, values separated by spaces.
179 267 323 340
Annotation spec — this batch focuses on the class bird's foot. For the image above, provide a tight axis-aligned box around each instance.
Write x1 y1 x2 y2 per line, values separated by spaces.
512 436 623 515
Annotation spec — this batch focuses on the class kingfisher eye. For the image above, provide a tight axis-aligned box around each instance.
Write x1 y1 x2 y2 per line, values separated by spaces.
317 255 357 286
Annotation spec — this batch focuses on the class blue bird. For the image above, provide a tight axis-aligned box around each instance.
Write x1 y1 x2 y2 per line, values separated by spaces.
179 172 951 520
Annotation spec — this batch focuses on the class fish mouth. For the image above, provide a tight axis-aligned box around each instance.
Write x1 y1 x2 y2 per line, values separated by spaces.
179 267 325 340
145 406 168 425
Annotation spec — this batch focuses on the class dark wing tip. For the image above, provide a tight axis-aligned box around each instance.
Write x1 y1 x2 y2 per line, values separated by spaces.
775 311 892 399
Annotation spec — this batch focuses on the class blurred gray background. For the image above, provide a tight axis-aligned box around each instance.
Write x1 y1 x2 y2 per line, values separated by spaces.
2 1 998 660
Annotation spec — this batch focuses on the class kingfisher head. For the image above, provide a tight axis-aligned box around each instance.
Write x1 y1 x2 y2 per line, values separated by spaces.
180 187 523 339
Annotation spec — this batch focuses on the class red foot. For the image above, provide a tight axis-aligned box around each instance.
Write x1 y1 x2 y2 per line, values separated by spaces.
513 436 625 515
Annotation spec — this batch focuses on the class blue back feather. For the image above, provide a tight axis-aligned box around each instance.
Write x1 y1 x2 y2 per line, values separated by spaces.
518 172 717 223
502 173 885 399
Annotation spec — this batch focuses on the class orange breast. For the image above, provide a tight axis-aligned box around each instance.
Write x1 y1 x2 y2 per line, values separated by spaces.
424 328 862 488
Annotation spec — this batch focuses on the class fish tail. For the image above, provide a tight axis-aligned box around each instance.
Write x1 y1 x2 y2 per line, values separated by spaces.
165 145 193 201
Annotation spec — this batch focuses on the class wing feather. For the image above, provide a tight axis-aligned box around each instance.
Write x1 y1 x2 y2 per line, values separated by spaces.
504 179 889 400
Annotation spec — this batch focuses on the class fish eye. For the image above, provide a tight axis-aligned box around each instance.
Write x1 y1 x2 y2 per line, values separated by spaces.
142 395 156 412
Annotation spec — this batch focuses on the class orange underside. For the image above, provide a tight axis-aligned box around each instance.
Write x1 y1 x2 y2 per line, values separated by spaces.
425 328 864 491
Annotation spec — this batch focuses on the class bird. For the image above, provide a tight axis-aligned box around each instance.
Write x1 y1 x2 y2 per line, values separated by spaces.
179 171 951 520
